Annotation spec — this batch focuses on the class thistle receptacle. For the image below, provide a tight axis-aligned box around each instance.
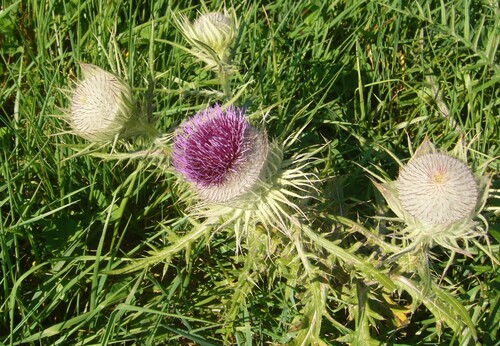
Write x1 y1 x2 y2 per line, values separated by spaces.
373 137 490 253
171 104 318 247
69 63 156 142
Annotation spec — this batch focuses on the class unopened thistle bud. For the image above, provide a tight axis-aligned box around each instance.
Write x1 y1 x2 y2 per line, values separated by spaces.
172 104 318 246
373 138 490 253
177 11 237 68
69 63 153 142
397 153 478 225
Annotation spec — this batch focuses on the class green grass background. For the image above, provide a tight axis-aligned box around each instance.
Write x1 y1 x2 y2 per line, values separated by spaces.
0 0 498 344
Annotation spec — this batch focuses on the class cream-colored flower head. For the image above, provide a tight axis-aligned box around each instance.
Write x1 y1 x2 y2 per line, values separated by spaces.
176 10 237 68
373 137 490 253
397 153 478 224
69 63 136 142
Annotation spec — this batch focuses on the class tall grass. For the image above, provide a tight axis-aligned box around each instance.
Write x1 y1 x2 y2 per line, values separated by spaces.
0 0 498 345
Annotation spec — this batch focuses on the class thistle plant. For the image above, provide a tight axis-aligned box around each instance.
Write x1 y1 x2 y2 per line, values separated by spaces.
68 63 157 142
170 103 324 343
111 103 318 274
373 137 490 255
171 103 318 247
175 10 238 99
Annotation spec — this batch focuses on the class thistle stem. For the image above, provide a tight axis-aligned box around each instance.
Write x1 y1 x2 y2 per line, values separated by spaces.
218 63 232 100
135 117 160 139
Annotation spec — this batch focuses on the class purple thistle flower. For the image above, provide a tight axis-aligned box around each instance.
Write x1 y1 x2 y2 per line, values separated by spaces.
172 104 268 202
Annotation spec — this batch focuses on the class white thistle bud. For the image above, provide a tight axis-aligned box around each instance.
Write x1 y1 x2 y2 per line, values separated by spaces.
372 137 490 254
397 153 478 225
69 63 136 142
177 11 237 68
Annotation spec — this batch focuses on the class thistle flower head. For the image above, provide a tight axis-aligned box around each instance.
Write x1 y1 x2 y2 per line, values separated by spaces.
172 104 319 250
177 10 237 68
397 153 478 224
172 104 268 203
69 63 136 142
373 138 490 254
193 12 234 55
